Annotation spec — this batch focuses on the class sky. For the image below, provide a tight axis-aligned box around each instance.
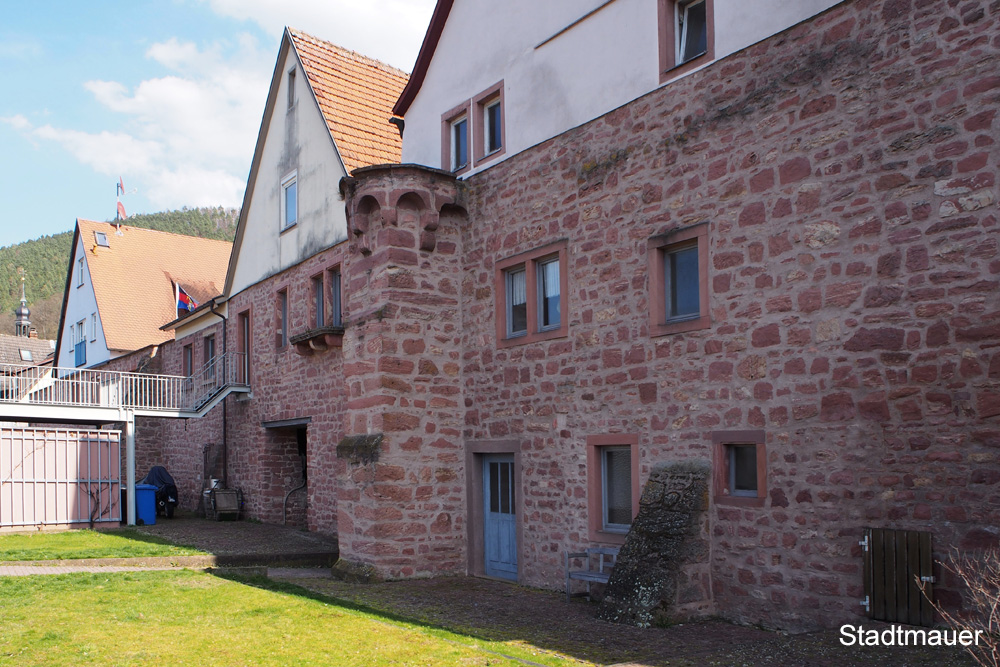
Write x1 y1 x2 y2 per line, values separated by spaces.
0 0 436 248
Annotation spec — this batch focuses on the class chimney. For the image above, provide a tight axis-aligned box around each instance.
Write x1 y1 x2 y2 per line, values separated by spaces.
28 328 38 339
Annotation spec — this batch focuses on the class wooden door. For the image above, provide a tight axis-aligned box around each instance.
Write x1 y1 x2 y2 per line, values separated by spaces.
483 454 517 580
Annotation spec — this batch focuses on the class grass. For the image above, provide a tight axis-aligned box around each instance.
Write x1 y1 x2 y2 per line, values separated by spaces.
0 570 586 666
0 529 205 561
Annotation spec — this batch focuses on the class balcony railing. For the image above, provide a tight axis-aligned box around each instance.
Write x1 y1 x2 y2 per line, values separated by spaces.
0 351 248 414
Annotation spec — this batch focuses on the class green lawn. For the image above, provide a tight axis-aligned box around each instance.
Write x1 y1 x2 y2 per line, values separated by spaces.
0 571 583 666
0 529 204 561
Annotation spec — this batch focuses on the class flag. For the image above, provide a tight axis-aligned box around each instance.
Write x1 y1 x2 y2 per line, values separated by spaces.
177 285 198 312
117 177 125 197
117 201 127 220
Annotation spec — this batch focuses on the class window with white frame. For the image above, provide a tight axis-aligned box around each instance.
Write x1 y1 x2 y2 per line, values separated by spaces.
77 258 84 287
496 242 568 347
94 231 109 247
451 116 469 171
505 266 527 338
676 0 708 65
281 172 297 230
90 313 97 341
601 446 633 532
537 256 561 331
658 0 714 80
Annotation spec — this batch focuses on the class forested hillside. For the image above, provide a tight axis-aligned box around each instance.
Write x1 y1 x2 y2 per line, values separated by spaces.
0 207 238 339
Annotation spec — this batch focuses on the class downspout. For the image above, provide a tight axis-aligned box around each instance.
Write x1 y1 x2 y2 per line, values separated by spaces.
208 299 228 487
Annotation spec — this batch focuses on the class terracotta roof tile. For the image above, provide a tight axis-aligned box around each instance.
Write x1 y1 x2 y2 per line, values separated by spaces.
288 29 409 174
77 220 231 353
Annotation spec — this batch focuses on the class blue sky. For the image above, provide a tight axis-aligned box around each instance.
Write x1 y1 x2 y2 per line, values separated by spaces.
0 0 435 248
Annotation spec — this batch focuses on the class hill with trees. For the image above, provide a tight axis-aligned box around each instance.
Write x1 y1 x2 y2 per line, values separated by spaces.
0 207 238 340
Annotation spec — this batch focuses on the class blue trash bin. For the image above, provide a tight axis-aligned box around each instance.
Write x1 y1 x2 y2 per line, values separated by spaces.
134 484 158 526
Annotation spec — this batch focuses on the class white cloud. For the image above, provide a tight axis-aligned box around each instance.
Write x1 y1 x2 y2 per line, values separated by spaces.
8 36 272 212
198 0 436 71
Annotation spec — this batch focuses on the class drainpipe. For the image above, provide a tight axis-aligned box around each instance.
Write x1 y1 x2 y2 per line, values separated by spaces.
208 299 228 487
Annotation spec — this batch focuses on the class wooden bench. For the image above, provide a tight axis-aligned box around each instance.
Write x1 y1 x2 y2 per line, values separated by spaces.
565 546 620 602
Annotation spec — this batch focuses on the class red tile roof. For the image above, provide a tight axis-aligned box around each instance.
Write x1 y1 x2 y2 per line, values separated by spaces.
288 29 409 173
76 220 231 353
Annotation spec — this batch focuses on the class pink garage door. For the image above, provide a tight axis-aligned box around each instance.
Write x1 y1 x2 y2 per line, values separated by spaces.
1 427 122 529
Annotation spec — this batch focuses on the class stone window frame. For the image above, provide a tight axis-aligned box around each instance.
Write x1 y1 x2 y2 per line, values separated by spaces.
495 239 568 349
648 222 710 337
711 430 767 508
472 80 506 166
441 100 472 175
586 434 641 545
236 308 251 385
275 287 289 350
657 0 715 83
464 439 523 580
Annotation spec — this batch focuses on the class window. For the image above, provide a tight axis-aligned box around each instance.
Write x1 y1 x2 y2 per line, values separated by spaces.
328 267 343 327
90 313 97 342
237 310 251 384
281 172 297 230
312 274 325 328
712 430 766 507
473 80 505 165
287 67 296 109
74 320 86 367
586 435 640 543
77 258 84 287
658 0 714 82
94 231 109 247
19 349 32 362
203 335 216 383
451 116 469 171
203 335 216 366
648 223 710 336
505 267 527 337
276 289 288 349
183 344 193 377
441 101 472 175
602 446 633 531
537 257 560 331
496 241 568 347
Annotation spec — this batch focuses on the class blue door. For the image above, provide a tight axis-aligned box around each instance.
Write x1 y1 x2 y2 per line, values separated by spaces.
483 454 517 580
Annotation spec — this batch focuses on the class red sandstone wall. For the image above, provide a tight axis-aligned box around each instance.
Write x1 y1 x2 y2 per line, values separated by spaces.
222 245 348 535
457 0 1000 631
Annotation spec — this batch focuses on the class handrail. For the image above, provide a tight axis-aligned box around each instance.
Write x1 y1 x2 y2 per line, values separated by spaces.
0 351 248 413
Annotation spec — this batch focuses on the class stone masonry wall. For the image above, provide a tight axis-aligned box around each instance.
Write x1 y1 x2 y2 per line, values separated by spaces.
336 165 468 578
458 0 1000 631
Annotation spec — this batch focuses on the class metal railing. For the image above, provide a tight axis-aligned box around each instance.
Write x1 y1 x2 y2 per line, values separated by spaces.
0 351 248 414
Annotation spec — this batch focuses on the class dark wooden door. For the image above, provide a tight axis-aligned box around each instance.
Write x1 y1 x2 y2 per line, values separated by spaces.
863 527 934 626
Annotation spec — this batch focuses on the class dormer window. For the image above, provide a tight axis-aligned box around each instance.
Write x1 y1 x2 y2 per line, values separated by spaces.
94 231 109 247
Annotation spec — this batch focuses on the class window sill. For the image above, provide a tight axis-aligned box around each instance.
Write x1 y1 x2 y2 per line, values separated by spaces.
475 145 506 167
714 494 766 508
289 325 345 356
497 325 567 349
587 529 628 545
650 313 710 337
280 222 297 235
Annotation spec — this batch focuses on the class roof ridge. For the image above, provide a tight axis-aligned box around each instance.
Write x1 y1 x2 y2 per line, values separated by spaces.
77 219 233 246
286 27 411 77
